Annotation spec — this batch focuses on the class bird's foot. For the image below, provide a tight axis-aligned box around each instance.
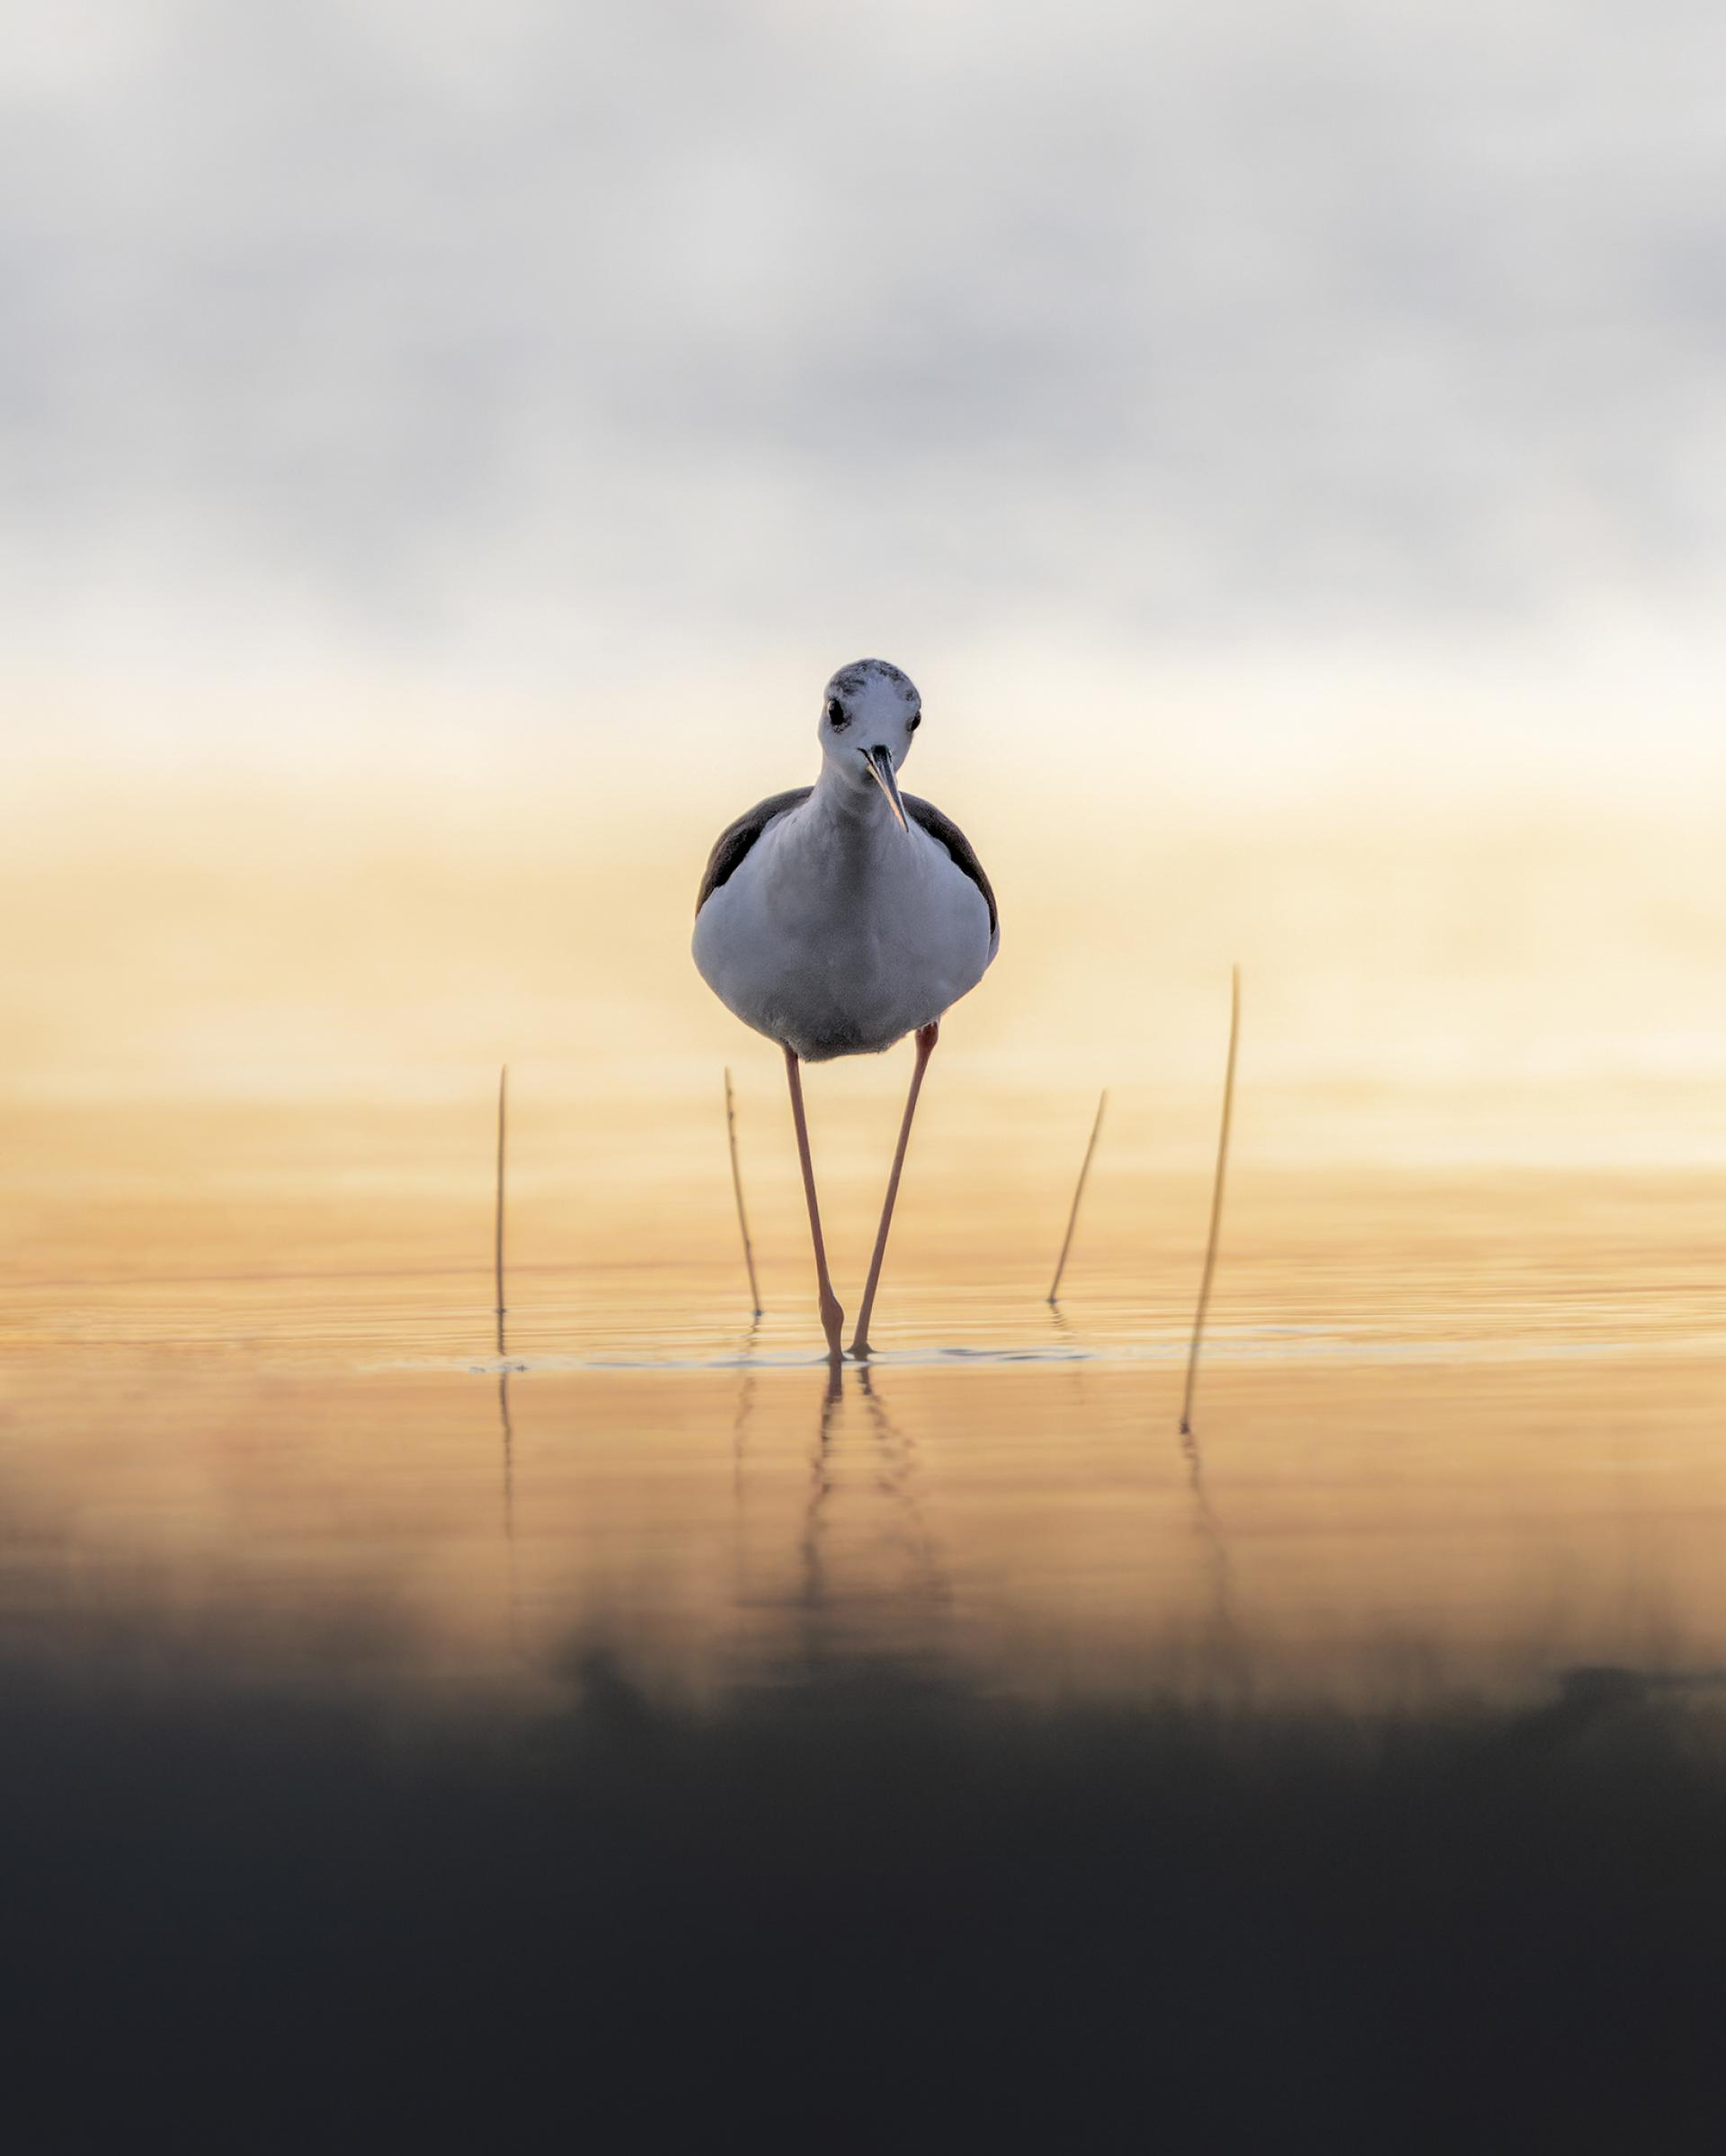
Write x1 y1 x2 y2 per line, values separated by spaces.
819 1290 845 1363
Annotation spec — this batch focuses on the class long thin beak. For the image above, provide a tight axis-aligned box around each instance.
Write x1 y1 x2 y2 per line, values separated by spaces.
864 745 910 832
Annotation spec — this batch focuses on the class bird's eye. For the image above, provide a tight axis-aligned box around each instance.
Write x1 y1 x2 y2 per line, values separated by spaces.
826 698 848 729
908 712 921 731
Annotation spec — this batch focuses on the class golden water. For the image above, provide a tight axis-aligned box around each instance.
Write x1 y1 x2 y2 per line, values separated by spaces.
4 1081 1721 1709
4 778 1723 1707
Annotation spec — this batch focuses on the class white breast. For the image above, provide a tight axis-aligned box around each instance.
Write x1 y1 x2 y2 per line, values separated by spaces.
693 801 995 1061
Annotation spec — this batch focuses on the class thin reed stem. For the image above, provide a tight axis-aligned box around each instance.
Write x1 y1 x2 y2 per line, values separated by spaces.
494 1063 508 1359
1046 1088 1108 1304
1179 969 1241 1435
724 1067 764 1319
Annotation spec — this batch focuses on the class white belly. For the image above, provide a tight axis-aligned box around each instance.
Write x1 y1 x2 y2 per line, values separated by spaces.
693 809 995 1060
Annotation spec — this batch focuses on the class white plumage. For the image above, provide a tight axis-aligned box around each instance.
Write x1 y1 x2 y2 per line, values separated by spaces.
693 777 995 1061
690 658 999 1359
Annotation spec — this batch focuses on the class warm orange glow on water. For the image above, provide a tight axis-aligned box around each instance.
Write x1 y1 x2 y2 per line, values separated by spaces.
6 1339 1724 1702
4 770 1725 1101
4 775 1723 1704
3 1075 1722 1706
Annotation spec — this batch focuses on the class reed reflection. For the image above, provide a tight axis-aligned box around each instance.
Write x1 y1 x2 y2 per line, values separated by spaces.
494 1202 520 1647
1179 1422 1247 1690
498 1371 515 1540
729 1320 760 1502
727 1326 761 1627
495 1370 520 1653
1045 1300 1094 1407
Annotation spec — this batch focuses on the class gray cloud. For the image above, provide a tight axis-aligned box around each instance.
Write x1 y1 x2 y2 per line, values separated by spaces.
4 0 1726 683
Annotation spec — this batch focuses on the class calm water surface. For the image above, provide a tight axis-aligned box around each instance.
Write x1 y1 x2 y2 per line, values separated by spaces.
3 1087 1722 1708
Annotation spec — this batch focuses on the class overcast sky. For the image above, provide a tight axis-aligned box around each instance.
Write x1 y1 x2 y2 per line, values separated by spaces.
4 0 1725 787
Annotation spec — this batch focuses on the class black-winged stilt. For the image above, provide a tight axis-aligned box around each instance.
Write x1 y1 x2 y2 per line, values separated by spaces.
693 659 999 1361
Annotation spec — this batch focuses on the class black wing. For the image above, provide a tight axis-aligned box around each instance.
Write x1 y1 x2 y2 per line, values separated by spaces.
695 786 814 917
904 794 999 941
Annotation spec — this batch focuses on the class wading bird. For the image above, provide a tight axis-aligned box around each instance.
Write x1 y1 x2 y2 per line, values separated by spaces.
694 660 999 1361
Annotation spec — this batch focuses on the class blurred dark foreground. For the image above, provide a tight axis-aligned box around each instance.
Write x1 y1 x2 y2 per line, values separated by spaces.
4 1644 1725 2153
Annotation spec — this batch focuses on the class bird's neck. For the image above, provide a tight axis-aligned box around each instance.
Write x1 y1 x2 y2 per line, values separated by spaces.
810 760 894 833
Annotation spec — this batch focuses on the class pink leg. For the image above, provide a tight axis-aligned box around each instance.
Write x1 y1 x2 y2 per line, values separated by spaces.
850 1022 939 1359
784 1045 844 1362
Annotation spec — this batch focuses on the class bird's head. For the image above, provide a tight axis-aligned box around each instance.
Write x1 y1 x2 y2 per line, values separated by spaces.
816 658 921 830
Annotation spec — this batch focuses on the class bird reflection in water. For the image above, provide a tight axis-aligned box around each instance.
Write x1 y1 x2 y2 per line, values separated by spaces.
857 1363 949 1610
795 1362 950 1664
